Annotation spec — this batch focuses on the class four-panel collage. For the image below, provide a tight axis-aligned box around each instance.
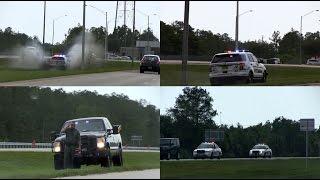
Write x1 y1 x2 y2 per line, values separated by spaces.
0 0 320 179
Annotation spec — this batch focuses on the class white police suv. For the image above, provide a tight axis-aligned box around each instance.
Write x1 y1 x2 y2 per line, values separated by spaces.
209 50 268 85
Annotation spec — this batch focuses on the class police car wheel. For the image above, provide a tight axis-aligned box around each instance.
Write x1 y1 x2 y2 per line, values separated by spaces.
247 72 254 83
210 153 214 159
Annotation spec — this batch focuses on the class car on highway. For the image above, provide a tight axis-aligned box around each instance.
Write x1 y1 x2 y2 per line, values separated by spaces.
193 142 222 159
249 143 272 158
306 58 320 65
209 51 268 85
140 54 160 74
160 138 180 160
51 117 123 170
46 54 70 70
266 58 281 64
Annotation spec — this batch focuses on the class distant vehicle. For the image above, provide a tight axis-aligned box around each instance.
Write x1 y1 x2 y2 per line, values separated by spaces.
209 51 268 85
46 54 70 70
306 59 320 65
258 58 267 64
193 142 222 159
249 144 272 158
160 138 180 160
120 56 132 60
266 58 281 64
140 55 160 74
51 117 123 170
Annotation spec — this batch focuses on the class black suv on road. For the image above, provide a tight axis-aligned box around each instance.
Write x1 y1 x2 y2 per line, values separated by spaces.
140 55 160 74
160 138 180 160
51 117 123 170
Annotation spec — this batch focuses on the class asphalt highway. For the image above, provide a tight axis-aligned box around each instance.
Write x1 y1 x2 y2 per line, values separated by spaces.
0 70 160 86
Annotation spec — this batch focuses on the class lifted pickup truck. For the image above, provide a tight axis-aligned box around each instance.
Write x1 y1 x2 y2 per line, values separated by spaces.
51 117 123 170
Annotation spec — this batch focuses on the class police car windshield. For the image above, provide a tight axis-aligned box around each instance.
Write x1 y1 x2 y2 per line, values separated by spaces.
198 143 213 149
253 145 267 149
212 54 242 63
62 119 105 132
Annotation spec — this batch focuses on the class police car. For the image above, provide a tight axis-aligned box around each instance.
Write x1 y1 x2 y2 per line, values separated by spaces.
47 54 70 70
193 142 222 159
209 50 268 85
249 143 272 158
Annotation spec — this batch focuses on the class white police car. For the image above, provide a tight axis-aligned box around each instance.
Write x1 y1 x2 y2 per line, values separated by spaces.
47 54 70 70
193 142 222 159
209 50 268 85
249 144 272 158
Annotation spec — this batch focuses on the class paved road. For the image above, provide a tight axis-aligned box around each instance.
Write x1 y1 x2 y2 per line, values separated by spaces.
0 70 160 86
161 60 320 68
0 148 159 153
56 169 160 179
161 157 320 162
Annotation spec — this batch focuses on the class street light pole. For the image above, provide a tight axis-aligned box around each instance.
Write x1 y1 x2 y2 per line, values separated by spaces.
81 1 86 69
181 1 189 86
300 10 319 65
105 11 108 60
147 15 150 54
235 1 239 50
43 1 46 45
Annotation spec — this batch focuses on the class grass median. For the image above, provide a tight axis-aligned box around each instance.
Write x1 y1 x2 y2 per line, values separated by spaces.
161 159 320 179
0 60 140 83
160 64 320 86
0 151 159 179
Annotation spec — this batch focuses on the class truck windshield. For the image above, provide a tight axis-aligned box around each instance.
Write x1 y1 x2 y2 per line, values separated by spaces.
142 56 158 61
61 119 105 132
160 139 172 146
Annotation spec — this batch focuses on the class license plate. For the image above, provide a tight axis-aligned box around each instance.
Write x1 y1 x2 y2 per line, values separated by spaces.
148 67 152 70
222 65 228 70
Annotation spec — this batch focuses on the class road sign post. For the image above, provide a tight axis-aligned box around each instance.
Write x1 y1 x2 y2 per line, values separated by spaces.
300 118 315 168
205 129 224 142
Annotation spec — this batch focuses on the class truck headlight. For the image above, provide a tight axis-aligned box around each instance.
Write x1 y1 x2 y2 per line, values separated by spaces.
97 137 105 149
53 142 61 152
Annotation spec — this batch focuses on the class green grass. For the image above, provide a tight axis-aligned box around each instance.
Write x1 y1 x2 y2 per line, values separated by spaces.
0 151 159 179
161 159 320 179
160 64 320 86
0 60 140 83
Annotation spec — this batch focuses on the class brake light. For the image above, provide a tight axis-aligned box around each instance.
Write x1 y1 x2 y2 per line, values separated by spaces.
239 62 245 70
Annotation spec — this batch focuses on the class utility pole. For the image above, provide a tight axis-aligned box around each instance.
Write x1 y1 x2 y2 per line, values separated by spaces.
181 1 189 86
132 1 136 63
124 1 127 48
105 11 108 60
235 1 239 50
115 1 118 31
147 15 150 54
42 1 46 45
81 1 86 69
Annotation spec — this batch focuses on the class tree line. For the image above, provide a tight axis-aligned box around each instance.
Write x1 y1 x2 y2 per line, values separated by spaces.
160 86 320 158
0 87 160 147
160 21 320 64
0 25 159 56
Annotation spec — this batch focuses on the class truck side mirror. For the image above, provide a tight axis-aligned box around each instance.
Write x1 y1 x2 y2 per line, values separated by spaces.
112 125 121 134
50 131 59 142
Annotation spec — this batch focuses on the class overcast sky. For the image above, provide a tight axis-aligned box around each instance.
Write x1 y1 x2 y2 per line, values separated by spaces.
48 86 160 109
160 1 320 42
160 86 320 128
0 1 160 44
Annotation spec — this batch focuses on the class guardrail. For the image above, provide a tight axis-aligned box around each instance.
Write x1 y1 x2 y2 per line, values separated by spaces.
0 142 159 151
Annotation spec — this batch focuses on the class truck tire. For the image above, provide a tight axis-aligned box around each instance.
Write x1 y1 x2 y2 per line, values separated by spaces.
112 150 123 166
101 152 112 168
73 157 81 169
54 154 64 170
